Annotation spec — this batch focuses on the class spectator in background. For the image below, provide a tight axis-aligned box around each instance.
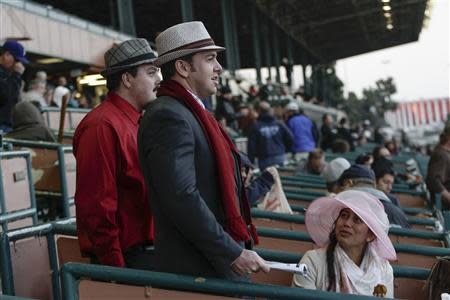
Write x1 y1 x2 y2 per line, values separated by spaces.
0 40 28 133
35 70 47 82
385 140 398 156
285 102 318 161
374 127 385 145
322 157 351 195
292 190 396 297
259 77 277 102
238 103 258 138
52 82 70 107
426 126 450 210
372 146 392 162
372 159 401 207
320 113 336 151
338 164 410 228
281 57 293 87
295 148 326 176
6 101 56 142
73 38 159 270
215 85 240 130
248 101 293 170
331 138 350 154
337 117 354 151
44 84 55 106
239 153 274 206
355 152 374 167
22 79 47 108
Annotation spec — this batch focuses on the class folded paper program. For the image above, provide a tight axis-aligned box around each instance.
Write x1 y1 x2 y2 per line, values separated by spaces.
266 261 308 277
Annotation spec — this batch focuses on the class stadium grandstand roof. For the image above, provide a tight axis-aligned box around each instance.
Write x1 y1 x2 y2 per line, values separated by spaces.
254 0 428 63
31 0 428 68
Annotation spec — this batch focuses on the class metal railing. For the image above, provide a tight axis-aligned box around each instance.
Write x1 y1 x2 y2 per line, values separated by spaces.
0 150 37 232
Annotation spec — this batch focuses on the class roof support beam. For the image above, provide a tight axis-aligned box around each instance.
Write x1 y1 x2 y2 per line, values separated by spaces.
254 0 325 62
260 15 273 80
251 5 262 84
180 0 193 22
351 0 372 48
271 25 281 83
221 0 240 72
117 0 136 36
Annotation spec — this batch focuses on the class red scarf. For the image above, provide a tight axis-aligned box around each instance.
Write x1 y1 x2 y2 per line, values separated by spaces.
157 80 258 245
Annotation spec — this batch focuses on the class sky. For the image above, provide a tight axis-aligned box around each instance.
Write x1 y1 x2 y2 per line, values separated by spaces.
335 0 449 102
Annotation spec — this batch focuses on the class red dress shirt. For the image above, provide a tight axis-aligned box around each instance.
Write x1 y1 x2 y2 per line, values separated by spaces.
73 92 153 267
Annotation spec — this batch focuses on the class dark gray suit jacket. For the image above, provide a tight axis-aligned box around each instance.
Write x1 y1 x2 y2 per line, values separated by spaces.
138 96 243 279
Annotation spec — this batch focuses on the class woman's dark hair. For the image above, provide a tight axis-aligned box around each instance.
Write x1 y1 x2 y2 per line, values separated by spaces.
160 54 194 80
106 67 138 91
326 230 338 291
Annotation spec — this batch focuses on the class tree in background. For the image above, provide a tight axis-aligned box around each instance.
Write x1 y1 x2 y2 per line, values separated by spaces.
305 62 345 107
305 64 397 127
335 77 398 126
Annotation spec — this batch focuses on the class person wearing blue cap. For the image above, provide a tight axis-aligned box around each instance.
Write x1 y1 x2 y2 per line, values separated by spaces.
0 40 29 132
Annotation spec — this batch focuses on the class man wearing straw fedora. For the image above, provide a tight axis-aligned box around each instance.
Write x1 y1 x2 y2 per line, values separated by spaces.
74 39 160 270
138 21 269 280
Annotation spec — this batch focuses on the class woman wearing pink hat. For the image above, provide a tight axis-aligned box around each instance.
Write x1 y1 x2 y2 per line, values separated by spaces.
292 190 397 297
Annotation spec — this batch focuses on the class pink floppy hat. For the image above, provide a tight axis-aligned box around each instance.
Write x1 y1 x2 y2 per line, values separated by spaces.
305 190 397 261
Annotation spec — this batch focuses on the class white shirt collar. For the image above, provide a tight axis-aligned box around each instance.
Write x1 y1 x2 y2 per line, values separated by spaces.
187 90 205 109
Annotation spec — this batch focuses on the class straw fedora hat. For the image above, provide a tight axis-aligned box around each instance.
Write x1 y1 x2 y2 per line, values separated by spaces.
154 21 225 67
101 38 157 77
305 190 397 261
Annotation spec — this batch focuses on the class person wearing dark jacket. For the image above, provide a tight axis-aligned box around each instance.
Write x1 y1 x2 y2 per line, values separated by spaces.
239 153 274 206
6 101 56 142
138 22 269 280
248 101 294 170
337 117 354 151
338 164 410 228
215 86 242 130
0 41 28 133
372 161 401 208
320 113 336 151
426 126 450 209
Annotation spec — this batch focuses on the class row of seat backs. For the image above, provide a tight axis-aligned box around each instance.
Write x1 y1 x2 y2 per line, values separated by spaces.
62 261 398 300
279 172 415 193
0 219 79 300
41 107 89 132
0 218 435 300
277 167 422 195
4 138 76 218
0 150 37 232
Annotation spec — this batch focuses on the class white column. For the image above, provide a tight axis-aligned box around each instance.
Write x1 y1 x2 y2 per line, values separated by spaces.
420 101 427 125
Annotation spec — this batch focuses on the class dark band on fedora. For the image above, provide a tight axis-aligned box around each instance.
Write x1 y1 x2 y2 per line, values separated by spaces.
110 52 157 68
161 38 216 56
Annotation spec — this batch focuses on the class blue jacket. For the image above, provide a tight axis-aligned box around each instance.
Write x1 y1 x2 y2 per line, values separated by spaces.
247 113 293 162
287 114 316 153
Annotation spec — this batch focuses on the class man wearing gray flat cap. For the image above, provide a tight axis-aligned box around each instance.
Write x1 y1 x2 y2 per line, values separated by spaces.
138 21 270 280
74 39 160 270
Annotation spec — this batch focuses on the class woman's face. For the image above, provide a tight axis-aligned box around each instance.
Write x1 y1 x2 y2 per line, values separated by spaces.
335 208 375 249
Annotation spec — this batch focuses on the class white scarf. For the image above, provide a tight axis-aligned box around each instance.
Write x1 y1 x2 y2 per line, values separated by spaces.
334 244 386 295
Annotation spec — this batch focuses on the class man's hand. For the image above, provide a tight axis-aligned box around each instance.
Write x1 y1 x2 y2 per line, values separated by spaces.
231 249 270 276
13 62 25 75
